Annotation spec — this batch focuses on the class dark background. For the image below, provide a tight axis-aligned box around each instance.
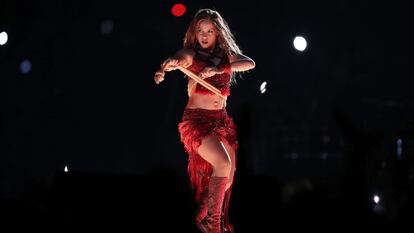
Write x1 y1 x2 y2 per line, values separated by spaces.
1 0 413 231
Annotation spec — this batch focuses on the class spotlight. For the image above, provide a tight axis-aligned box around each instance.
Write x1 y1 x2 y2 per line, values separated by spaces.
260 81 267 94
0 31 8 45
171 3 186 17
373 194 380 204
100 19 114 35
293 36 307 51
20 59 32 74
397 138 402 159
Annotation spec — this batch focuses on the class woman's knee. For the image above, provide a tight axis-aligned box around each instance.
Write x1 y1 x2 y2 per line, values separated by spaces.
213 158 231 173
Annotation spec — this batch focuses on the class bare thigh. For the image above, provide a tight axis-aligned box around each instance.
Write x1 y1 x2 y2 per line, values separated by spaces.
197 135 231 177
222 142 236 171
222 142 236 188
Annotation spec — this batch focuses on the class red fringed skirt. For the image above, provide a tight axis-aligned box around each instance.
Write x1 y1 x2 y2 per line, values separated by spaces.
178 108 238 202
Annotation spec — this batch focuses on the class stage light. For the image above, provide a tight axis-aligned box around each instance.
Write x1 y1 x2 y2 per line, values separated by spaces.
322 135 330 144
373 194 380 204
101 19 114 35
171 3 186 17
20 59 32 74
397 139 402 159
372 194 385 214
293 36 307 51
260 81 267 94
0 31 8 45
64 166 69 173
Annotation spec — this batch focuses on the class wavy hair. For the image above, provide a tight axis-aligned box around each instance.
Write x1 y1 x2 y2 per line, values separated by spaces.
183 9 241 56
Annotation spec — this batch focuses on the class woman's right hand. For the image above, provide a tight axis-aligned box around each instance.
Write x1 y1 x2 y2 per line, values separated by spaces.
154 69 165 84
155 55 191 84
154 58 177 84
161 58 180 72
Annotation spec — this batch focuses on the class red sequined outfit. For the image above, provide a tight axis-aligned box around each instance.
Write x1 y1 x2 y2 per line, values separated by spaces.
186 48 232 97
178 49 236 232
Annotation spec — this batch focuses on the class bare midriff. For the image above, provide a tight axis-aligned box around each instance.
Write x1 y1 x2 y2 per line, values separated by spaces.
186 93 227 110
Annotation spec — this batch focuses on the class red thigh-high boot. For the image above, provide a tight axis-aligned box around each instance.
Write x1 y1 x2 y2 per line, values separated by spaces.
195 189 208 226
197 176 228 233
221 187 234 233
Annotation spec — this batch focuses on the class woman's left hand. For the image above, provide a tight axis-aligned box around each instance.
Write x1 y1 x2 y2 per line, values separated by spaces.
199 66 224 79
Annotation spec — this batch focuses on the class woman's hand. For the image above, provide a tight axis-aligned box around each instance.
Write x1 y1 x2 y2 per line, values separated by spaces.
199 66 224 79
161 58 180 72
155 56 192 84
154 69 165 84
155 58 179 84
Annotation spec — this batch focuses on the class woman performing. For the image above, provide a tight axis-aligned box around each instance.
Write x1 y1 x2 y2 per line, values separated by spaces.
154 9 255 233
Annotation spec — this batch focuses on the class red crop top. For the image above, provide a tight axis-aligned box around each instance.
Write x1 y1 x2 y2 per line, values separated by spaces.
186 48 232 97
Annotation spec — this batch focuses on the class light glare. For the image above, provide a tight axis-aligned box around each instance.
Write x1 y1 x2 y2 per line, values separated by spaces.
293 36 307 51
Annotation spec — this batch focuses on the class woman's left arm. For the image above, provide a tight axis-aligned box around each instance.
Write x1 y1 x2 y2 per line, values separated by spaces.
199 53 255 79
228 53 255 72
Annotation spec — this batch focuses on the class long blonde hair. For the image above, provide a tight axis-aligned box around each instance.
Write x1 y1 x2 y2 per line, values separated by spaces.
183 9 241 56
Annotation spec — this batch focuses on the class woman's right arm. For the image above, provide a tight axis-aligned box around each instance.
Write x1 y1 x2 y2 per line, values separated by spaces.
154 49 194 84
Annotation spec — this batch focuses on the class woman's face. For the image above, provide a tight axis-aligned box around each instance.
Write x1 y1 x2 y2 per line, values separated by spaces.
196 20 218 51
